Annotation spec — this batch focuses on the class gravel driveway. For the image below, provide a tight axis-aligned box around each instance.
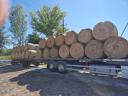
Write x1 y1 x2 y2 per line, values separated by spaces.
0 62 128 96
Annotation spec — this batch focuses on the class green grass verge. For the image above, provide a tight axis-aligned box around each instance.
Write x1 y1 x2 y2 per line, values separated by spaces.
0 56 11 60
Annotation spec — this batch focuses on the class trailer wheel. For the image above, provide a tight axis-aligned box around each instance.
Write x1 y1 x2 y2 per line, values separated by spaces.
35 63 39 67
22 61 29 67
11 61 15 65
34 62 40 67
57 64 66 73
48 63 56 72
11 61 18 65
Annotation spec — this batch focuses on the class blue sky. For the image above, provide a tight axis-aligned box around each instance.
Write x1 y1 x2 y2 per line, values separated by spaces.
6 0 128 39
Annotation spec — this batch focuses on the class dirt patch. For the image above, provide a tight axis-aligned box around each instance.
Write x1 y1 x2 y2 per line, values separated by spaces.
0 63 128 96
72 72 128 96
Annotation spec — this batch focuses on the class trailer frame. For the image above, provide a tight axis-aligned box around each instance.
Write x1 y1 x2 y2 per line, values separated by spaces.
11 58 128 78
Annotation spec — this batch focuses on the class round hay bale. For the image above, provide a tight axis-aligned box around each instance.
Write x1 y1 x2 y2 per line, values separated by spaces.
20 46 23 52
70 43 84 59
93 21 118 41
21 45 25 52
17 52 20 59
27 43 39 50
47 36 55 48
104 36 128 59
22 52 25 59
35 49 42 59
78 28 93 44
11 53 15 59
43 48 50 58
59 44 70 58
18 46 21 52
17 52 21 59
24 52 29 59
14 53 17 59
55 35 65 46
65 31 77 45
85 40 104 59
12 47 15 54
15 46 19 53
50 47 59 58
28 53 34 59
16 46 20 52
12 53 16 60
27 50 37 59
23 52 26 59
39 39 46 48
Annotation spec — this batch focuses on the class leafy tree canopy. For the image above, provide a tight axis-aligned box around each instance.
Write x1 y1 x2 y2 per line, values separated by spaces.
9 5 27 45
30 5 67 37
27 32 41 44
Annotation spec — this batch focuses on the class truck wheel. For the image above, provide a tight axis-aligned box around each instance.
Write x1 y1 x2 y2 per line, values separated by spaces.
48 63 56 72
57 64 66 73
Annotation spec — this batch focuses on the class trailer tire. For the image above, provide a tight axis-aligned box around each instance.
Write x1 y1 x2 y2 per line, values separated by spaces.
48 63 57 72
22 61 29 67
35 63 39 67
33 61 39 67
11 61 15 65
11 61 18 65
57 64 66 73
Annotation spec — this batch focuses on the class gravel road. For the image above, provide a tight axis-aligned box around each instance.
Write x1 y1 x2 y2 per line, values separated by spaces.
0 62 128 96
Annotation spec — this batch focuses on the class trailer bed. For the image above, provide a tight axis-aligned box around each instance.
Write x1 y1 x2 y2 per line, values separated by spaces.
11 57 128 79
12 58 128 66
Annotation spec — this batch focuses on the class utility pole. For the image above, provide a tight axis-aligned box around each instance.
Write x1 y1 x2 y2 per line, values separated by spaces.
62 17 65 33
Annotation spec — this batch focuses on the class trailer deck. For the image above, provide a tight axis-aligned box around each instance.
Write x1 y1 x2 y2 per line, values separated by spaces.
11 58 128 79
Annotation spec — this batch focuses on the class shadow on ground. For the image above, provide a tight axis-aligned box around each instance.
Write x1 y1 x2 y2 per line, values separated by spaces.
10 69 98 96
0 64 34 73
9 69 128 96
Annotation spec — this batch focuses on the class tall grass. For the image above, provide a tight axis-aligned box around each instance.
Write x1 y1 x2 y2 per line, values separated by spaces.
0 56 11 60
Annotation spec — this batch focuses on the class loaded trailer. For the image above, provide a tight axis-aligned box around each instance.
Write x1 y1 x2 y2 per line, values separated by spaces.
11 21 128 79
11 58 128 79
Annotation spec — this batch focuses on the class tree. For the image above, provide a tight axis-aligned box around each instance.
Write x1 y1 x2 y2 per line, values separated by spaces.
0 26 7 50
53 25 68 36
0 48 12 56
9 5 27 45
27 32 41 44
30 5 67 37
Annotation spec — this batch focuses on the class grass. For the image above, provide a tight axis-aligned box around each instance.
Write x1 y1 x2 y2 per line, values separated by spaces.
0 56 11 60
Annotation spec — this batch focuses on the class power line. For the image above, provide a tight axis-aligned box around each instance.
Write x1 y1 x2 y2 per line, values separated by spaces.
121 22 128 37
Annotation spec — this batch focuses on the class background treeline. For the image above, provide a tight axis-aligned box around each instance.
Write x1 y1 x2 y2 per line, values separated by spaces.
0 5 67 58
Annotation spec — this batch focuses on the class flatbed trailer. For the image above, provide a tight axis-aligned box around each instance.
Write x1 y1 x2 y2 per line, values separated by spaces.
11 58 128 79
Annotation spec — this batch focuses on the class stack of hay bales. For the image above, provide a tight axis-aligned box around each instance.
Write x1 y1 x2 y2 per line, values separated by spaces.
11 43 42 60
11 21 128 60
39 21 128 59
